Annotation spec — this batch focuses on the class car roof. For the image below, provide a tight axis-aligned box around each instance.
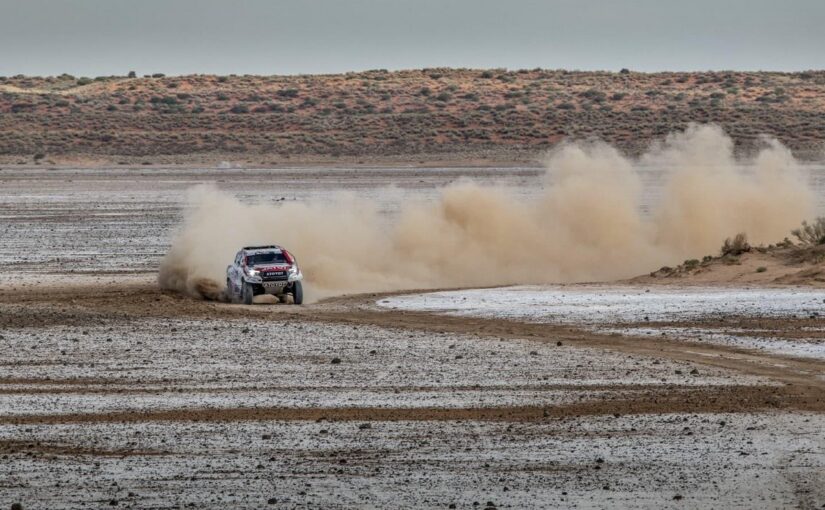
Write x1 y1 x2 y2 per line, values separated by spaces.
241 245 283 254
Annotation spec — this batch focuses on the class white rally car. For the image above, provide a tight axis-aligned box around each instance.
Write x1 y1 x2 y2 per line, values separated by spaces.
226 245 304 305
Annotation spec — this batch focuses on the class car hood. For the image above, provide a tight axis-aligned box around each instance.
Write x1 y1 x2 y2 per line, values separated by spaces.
251 264 292 272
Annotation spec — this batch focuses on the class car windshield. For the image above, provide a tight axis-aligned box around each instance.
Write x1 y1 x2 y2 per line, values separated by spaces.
247 252 286 265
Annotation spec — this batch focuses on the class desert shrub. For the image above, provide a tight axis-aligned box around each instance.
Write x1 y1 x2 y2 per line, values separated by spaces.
702 255 713 263
580 89 605 102
230 104 249 114
419 87 431 96
33 152 46 161
791 217 825 245
152 73 165 78
683 259 700 269
619 68 630 74
216 93 230 101
435 92 452 102
557 102 575 110
151 96 178 105
610 92 626 101
756 266 767 273
480 71 494 79
721 233 750 256
217 76 228 83
76 77 92 86
277 88 299 98
127 71 136 78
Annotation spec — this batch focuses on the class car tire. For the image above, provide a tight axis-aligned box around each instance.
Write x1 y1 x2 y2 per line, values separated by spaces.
226 278 236 303
242 282 254 305
292 281 303 305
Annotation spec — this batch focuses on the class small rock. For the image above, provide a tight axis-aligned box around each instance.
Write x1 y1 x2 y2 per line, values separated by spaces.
267 498 277 504
11 504 23 510
529 350 538 356
358 423 372 430
690 368 699 375
331 357 342 364
673 494 683 500
556 341 563 346
109 500 118 507
262 434 271 440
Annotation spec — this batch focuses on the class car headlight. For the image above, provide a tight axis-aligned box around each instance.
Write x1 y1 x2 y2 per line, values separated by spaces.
245 268 259 276
288 266 299 275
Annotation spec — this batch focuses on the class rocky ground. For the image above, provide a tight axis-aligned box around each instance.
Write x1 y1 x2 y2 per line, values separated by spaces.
1 167 824 509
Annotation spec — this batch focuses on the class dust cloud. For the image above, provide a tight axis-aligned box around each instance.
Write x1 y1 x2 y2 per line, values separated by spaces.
158 125 814 301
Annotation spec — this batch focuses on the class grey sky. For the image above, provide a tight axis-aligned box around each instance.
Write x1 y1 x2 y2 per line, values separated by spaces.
1 0 823 76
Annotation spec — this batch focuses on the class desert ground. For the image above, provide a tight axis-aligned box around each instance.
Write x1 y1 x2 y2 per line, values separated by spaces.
2 166 825 509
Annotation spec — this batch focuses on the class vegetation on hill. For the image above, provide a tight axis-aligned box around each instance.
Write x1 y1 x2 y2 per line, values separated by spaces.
1 69 823 164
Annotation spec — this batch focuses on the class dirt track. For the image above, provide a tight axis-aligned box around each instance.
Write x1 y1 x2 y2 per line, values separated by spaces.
3 282 824 420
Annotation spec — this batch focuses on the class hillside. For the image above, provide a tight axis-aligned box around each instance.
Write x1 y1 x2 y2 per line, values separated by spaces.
1 69 824 165
635 242 825 288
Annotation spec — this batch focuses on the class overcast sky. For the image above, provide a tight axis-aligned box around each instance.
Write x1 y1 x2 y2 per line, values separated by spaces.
1 0 823 76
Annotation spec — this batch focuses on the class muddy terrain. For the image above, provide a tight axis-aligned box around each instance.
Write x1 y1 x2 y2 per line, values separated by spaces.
1 167 824 509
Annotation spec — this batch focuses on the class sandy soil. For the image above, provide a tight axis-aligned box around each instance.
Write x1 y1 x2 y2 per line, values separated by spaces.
1 168 824 508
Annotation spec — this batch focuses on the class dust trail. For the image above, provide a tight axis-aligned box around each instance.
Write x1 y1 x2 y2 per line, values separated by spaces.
158 125 814 301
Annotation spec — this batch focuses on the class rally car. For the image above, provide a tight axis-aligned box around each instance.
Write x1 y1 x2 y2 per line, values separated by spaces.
226 245 304 305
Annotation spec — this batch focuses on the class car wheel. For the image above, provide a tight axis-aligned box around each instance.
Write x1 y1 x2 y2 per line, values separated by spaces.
242 282 254 305
226 278 236 303
292 281 303 305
